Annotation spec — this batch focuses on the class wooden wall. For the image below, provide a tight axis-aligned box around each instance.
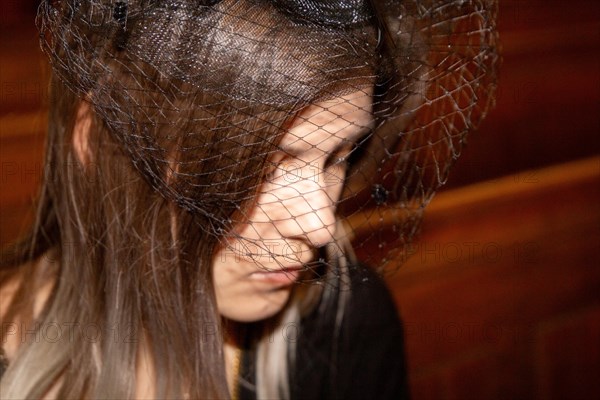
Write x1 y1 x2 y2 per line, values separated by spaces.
1 1 599 399
386 158 599 399
386 1 600 398
446 0 599 187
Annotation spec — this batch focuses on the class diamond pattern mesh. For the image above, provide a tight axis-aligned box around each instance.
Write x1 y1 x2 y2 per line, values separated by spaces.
37 0 499 277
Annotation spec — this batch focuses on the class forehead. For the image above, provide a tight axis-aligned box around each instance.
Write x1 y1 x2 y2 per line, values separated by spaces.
279 90 374 152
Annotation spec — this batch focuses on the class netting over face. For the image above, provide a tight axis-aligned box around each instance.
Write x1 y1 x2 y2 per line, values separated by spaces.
37 0 499 279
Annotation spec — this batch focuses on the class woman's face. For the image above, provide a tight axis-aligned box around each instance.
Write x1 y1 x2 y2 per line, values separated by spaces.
212 90 373 322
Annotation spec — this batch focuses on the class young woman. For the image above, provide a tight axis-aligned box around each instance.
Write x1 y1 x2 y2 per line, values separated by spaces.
0 0 498 398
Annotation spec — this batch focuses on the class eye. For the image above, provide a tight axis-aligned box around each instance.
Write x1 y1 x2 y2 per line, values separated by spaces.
325 142 355 169
319 143 355 186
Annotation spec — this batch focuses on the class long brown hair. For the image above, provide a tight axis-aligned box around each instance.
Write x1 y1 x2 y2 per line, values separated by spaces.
0 1 379 398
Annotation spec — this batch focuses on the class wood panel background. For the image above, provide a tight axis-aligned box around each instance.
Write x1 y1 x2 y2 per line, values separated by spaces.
386 158 599 399
1 1 599 399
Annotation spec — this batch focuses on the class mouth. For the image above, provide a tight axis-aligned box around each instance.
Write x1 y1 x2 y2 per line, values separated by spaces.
249 266 304 284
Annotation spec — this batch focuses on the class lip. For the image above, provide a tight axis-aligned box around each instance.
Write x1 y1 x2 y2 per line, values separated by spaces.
249 267 303 284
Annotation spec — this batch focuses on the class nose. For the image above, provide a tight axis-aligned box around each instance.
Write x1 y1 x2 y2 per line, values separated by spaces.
277 179 338 248
297 187 338 246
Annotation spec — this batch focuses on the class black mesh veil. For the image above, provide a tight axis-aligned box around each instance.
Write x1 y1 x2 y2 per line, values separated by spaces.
36 0 499 278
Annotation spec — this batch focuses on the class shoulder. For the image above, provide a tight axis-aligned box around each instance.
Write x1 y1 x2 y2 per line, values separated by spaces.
0 254 57 363
291 264 410 399
337 264 410 399
0 270 22 320
0 267 26 370
345 263 401 327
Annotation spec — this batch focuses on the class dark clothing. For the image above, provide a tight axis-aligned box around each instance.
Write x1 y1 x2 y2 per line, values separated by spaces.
239 265 410 400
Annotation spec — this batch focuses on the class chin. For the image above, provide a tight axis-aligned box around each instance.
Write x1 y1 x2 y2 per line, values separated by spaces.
218 286 293 323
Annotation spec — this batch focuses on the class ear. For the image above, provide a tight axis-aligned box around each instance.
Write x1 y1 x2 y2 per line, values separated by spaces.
73 101 92 166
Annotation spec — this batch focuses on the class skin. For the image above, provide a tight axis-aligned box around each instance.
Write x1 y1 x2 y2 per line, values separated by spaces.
212 89 374 322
